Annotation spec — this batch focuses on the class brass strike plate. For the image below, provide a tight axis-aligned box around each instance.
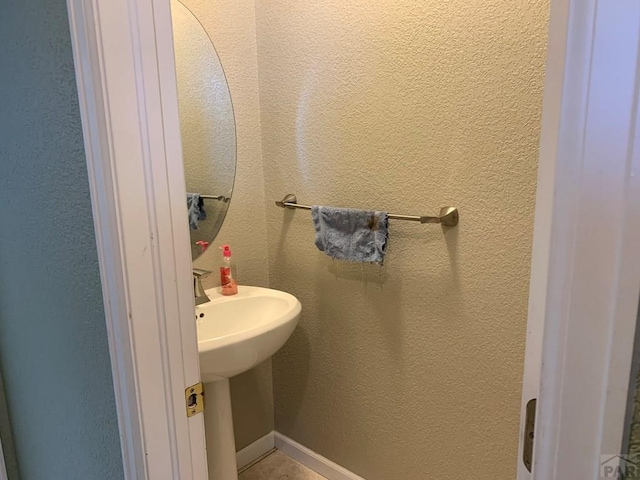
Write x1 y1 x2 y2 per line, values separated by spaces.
185 382 205 417
523 398 536 472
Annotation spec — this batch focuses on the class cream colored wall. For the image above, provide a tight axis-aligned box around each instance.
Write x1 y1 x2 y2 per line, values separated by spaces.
182 0 272 451
256 1 549 479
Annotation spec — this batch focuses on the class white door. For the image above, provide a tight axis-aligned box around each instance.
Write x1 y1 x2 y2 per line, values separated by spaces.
517 1 640 479
66 0 208 478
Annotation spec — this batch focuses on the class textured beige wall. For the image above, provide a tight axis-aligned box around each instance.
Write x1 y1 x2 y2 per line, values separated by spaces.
181 0 273 451
256 1 549 479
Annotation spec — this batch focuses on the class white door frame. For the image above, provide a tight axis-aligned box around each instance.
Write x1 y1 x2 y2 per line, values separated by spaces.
64 0 640 478
66 0 207 478
518 0 640 479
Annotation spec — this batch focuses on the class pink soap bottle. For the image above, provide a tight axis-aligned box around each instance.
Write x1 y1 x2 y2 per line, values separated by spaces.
219 245 238 296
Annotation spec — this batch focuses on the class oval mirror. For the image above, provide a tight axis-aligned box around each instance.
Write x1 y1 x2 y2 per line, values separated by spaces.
171 0 237 261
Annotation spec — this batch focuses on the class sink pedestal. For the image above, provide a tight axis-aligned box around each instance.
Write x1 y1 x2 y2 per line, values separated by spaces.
204 379 238 480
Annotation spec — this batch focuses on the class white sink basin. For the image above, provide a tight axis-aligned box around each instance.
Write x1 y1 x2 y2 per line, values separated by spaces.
196 286 300 479
196 286 301 382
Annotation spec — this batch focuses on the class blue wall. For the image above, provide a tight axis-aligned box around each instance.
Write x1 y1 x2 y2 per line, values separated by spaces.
0 0 125 478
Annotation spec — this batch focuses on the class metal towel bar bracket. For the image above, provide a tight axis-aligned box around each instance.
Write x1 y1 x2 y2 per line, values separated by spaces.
275 194 459 227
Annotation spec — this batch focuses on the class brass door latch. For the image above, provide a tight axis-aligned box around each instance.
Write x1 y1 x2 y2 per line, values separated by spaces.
185 382 205 417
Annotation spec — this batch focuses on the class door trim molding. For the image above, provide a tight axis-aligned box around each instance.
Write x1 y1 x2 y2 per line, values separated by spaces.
520 1 640 478
515 0 572 473
65 0 208 478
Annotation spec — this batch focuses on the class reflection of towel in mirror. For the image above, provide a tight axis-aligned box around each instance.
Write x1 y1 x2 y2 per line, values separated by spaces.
187 193 207 230
312 206 388 264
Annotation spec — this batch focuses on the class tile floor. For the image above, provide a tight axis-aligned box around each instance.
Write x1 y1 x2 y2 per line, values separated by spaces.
239 450 327 480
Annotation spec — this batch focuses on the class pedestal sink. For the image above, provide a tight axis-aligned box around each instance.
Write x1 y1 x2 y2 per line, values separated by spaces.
196 286 301 480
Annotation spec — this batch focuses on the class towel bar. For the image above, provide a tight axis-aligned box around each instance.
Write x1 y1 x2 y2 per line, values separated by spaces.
200 194 230 202
275 194 459 227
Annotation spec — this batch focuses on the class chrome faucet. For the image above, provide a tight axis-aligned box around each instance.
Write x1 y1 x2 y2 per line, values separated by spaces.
193 268 212 305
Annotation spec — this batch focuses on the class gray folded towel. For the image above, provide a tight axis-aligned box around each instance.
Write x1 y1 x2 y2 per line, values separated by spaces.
312 206 388 264
187 193 207 230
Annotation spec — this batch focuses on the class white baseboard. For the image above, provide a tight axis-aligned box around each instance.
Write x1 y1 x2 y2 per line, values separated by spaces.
236 431 275 471
274 432 366 480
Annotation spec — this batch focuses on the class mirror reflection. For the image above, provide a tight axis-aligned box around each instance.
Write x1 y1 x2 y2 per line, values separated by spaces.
171 0 237 260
